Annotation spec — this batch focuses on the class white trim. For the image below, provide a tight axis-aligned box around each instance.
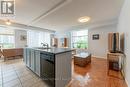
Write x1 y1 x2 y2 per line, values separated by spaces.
125 79 129 87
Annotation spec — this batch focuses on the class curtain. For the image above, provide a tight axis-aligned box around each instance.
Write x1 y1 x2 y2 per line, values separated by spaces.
27 30 50 47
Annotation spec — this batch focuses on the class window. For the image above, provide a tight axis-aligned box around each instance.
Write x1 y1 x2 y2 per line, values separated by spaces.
0 28 15 48
71 30 88 49
27 30 51 47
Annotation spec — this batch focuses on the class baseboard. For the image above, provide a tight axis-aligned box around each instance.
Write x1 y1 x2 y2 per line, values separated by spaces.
92 55 106 59
125 79 129 87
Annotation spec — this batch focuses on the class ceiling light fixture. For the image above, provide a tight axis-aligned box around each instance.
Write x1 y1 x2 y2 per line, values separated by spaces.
5 19 11 25
78 16 91 23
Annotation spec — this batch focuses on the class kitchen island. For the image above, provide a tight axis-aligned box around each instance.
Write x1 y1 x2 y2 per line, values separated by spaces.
24 47 73 87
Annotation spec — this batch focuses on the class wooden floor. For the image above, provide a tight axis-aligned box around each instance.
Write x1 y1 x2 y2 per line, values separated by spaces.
69 58 127 87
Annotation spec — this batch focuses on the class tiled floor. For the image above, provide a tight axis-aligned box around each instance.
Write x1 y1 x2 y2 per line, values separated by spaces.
0 58 128 87
0 58 49 87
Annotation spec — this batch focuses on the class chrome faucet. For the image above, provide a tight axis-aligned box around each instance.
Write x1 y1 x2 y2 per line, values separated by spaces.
41 43 49 48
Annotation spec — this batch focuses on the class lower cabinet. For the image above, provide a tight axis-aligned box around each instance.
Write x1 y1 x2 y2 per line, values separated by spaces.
30 49 35 71
23 48 27 64
34 50 40 76
24 48 40 77
26 49 31 68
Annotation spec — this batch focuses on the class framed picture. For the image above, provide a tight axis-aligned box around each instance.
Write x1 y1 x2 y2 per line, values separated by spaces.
93 34 99 40
20 35 27 41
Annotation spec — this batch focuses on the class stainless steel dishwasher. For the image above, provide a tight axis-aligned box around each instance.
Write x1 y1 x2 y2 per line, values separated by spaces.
40 52 55 86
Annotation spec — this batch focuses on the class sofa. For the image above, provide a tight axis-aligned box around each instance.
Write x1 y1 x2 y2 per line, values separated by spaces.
2 48 23 61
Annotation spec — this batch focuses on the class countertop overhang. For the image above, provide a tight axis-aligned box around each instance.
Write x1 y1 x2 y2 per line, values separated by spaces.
25 47 74 54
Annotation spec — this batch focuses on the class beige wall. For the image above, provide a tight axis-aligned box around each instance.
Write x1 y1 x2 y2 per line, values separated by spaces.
88 24 117 58
117 0 130 86
60 24 117 58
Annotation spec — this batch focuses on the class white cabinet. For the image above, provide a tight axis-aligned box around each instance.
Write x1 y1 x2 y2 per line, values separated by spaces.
34 50 40 76
30 49 35 71
24 48 40 77
26 49 31 67
23 48 27 64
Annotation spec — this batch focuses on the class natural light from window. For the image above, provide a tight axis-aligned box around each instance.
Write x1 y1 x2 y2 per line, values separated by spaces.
71 30 88 49
0 28 15 48
27 30 51 47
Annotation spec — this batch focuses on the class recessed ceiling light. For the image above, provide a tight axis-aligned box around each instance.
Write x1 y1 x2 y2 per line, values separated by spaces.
78 16 91 23
5 19 11 25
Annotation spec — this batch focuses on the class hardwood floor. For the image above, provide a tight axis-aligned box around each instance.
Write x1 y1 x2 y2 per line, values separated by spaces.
69 58 127 87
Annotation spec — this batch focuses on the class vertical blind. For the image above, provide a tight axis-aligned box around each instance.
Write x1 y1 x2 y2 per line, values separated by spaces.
27 30 51 47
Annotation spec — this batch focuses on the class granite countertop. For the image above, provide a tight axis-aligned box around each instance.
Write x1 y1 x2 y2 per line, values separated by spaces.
26 47 74 54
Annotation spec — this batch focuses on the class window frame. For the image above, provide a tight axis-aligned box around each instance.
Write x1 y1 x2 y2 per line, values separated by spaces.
27 30 51 47
0 34 15 48
71 30 88 49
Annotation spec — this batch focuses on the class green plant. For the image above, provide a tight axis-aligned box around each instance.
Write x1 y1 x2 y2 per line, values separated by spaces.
76 40 88 49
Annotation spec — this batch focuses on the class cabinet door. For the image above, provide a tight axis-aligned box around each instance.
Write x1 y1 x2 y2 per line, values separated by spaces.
23 48 27 64
30 49 35 71
26 49 31 67
34 51 40 76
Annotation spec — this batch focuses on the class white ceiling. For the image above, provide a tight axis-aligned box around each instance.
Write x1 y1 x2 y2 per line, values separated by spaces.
0 0 123 31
